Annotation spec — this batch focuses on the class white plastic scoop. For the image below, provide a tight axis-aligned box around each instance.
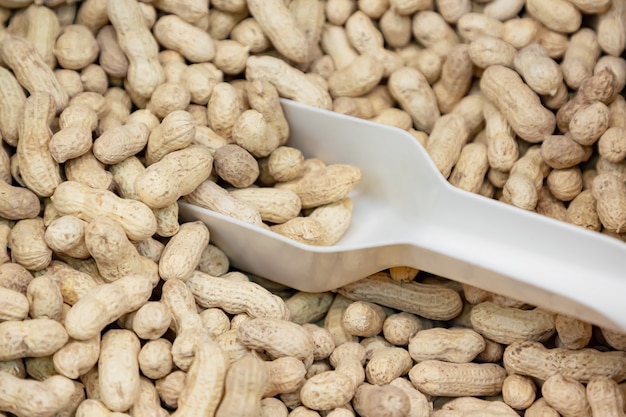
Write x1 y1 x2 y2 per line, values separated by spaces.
179 99 626 332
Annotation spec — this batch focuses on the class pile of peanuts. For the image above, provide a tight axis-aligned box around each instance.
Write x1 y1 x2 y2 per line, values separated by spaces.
1 0 626 416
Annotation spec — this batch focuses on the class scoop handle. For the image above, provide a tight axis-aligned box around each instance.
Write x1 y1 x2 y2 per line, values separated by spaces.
410 187 626 332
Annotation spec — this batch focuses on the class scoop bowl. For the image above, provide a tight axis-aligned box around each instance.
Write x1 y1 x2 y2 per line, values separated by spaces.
179 99 626 332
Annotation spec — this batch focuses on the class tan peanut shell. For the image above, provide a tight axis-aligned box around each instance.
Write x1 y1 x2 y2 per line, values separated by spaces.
16 92 62 198
409 360 507 397
388 66 440 134
0 287 29 321
408 327 486 363
98 329 141 412
0 35 68 113
238 317 314 366
135 145 213 209
503 340 626 382
337 272 463 321
186 270 289 319
0 318 68 361
470 301 555 345
230 187 302 224
275 164 361 208
245 55 332 109
64 274 154 340
107 0 164 100
51 180 157 241
480 65 555 143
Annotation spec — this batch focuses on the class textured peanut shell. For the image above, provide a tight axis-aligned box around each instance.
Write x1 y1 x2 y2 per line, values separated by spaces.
0 287 29 321
503 340 626 382
409 360 507 397
245 55 332 109
213 144 259 188
541 134 587 169
92 122 151 165
513 43 563 96
328 53 384 98
0 372 70 417
0 319 68 361
0 180 40 220
566 189 601 231
480 65 555 143
158 221 210 281
54 24 99 70
502 374 537 410
365 347 413 385
275 164 361 208
16 92 62 198
185 179 263 226
99 329 141 412
270 217 324 245
231 187 302 224
470 301 555 345
135 145 213 209
172 335 228 417
146 110 196 165
238 317 314 366
307 197 353 246
43 260 100 305
247 0 309 64
26 274 63 321
555 314 592 350
10 217 52 271
388 66 440 134
408 327 486 363
153 14 215 63
0 66 26 145
556 68 618 132
51 180 156 240
186 270 289 320
64 274 153 340
52 334 100 379
340 272 462 321
215 354 268 417
541 373 590 417
586 376 626 417
561 28 601 90
84 216 159 285
107 0 164 100
353 383 411 417
0 35 68 113
568 101 610 146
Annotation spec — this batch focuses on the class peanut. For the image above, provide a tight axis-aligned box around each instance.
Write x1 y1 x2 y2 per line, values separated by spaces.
246 55 332 109
388 66 440 133
84 216 159 285
480 65 556 143
408 327 485 363
158 221 209 281
0 35 68 113
409 360 507 397
171 335 228 417
0 318 68 361
98 329 141 412
338 272 463 321
107 0 164 101
470 302 555 345
64 274 153 340
586 375 626 417
215 354 268 417
238 317 314 366
137 340 173 382
504 340 626 382
10 217 52 271
186 270 289 319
